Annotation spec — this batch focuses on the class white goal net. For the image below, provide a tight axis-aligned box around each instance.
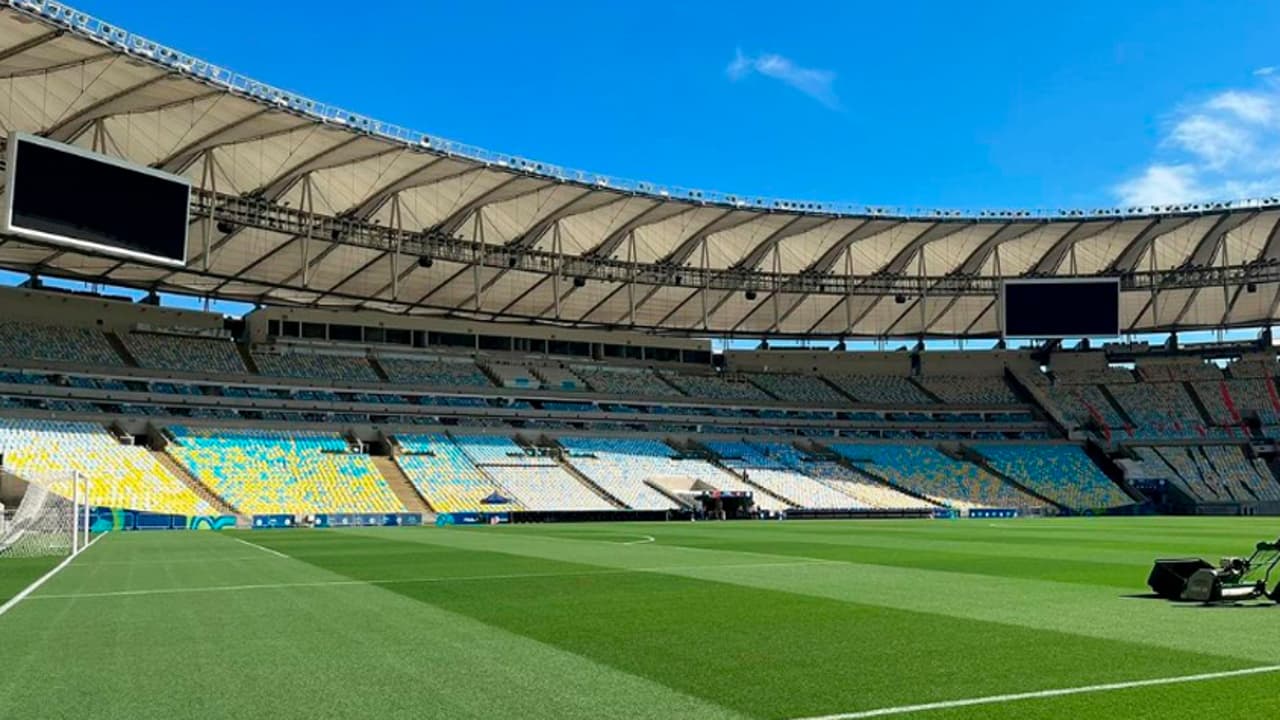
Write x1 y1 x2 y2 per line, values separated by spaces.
0 469 89 559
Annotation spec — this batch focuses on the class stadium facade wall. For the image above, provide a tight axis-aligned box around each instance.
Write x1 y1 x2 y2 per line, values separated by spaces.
0 287 222 332
244 305 711 355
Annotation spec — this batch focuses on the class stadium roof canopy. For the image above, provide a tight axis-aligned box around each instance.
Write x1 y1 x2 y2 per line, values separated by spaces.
1 0 1280 339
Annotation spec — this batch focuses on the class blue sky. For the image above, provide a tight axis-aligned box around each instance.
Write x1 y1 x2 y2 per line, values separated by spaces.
65 0 1280 211
6 0 1279 346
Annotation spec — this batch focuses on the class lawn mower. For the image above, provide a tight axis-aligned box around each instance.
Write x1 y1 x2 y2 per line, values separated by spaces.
1147 538 1280 605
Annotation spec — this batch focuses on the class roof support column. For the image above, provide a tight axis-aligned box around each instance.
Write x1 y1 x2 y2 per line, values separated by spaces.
1220 234 1231 330
844 245 855 336
301 175 313 289
771 242 782 333
918 250 928 338
390 195 402 301
472 211 485 313
552 221 562 321
700 235 709 331
200 149 218 276
1149 243 1159 329
627 230 637 327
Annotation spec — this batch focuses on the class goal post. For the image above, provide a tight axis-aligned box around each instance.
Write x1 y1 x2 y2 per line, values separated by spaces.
0 467 91 559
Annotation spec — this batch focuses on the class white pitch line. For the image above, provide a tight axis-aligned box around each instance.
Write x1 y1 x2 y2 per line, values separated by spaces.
26 558 837 601
621 535 656 546
790 665 1280 720
229 536 291 560
0 533 105 619
66 555 278 567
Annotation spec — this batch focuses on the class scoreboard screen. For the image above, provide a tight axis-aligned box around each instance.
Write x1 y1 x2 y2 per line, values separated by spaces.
2 132 190 267
1001 278 1120 338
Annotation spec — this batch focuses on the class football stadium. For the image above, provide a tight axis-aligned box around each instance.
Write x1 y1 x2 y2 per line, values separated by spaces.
2 1 1280 717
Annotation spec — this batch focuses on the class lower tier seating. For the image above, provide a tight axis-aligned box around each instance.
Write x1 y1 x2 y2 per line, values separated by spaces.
1137 445 1280 504
705 441 868 509
481 465 615 511
168 427 403 515
803 461 936 510
971 443 1133 510
0 419 213 516
557 437 680 510
394 433 519 513
830 443 1044 511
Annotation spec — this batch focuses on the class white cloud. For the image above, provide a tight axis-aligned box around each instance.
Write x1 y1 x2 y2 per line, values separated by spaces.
1254 66 1276 77
1114 77 1280 206
1115 165 1202 206
1205 90 1275 124
726 49 841 110
1167 114 1252 168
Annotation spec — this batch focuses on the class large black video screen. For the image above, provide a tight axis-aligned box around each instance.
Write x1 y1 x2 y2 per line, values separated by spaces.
4 133 189 266
1001 279 1120 338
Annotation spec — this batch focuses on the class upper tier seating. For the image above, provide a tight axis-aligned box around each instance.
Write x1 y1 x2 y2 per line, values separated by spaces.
394 433 517 512
826 375 935 405
1227 359 1278 379
168 427 403 515
831 443 1042 511
124 332 247 374
572 366 684 398
1053 368 1135 385
0 322 122 366
1039 383 1127 433
1138 363 1222 383
746 373 849 405
252 353 380 383
533 365 587 392
1192 379 1278 425
486 363 540 390
1106 382 1212 439
378 356 493 388
971 443 1132 510
918 376 1020 405
0 418 213 516
557 437 680 510
659 372 774 403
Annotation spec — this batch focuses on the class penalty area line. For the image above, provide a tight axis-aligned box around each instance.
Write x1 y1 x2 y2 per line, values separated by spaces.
0 532 106 619
620 535 656 545
789 664 1280 720
229 536 291 560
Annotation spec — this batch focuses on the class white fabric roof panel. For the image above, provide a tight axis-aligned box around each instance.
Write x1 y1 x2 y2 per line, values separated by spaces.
0 2 1273 338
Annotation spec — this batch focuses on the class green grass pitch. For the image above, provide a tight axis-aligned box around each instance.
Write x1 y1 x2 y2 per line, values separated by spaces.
3 517 1280 719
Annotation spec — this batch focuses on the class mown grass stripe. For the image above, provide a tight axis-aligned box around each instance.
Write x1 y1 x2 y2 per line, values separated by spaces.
792 665 1280 719
26 558 839 600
